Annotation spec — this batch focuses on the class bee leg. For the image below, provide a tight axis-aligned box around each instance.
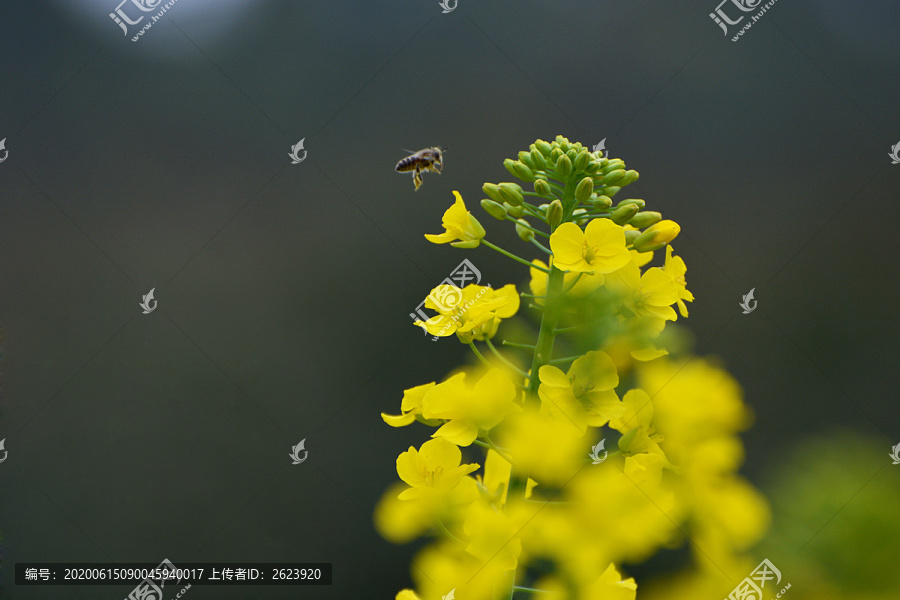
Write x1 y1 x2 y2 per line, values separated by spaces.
413 165 423 190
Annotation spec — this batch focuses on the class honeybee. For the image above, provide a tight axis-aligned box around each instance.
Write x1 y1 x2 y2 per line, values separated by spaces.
395 147 444 191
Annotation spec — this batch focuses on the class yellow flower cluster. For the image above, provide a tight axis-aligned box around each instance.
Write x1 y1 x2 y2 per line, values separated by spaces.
378 137 767 600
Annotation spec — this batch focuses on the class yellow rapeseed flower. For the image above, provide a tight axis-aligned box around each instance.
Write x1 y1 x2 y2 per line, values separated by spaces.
550 218 632 275
538 351 626 432
663 245 694 317
422 368 521 446
414 283 520 343
381 382 435 427
424 191 486 248
396 438 480 500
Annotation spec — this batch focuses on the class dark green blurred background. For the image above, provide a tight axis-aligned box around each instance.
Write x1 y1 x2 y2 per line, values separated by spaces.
1 1 898 598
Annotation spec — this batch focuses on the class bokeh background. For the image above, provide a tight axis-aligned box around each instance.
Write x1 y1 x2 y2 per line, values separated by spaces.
1 0 898 598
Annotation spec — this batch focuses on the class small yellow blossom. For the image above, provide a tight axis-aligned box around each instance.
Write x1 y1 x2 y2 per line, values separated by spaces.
425 191 486 248
538 351 626 432
423 368 521 446
396 438 480 500
550 218 632 275
415 284 519 343
663 245 693 317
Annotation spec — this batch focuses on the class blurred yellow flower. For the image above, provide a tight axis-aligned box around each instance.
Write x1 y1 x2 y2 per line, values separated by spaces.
537 350 625 431
497 407 588 486
550 218 631 274
463 501 522 571
425 191 486 248
423 368 521 446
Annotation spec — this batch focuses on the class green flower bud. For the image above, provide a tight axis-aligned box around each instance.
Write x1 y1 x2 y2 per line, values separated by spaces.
566 148 578 163
518 151 535 169
601 185 621 197
591 194 613 209
585 161 602 175
597 157 610 168
547 199 564 230
556 154 573 178
503 202 525 218
515 219 535 241
602 169 626 185
537 203 550 214
611 203 639 225
602 159 625 174
481 199 507 220
624 228 642 245
556 135 570 151
616 198 646 209
629 211 661 228
482 183 504 203
534 178 553 199
575 177 594 203
530 148 547 170
631 230 658 252
535 140 553 156
619 170 639 186
504 159 534 182
574 151 590 172
498 182 524 206
572 208 589 225
550 148 563 162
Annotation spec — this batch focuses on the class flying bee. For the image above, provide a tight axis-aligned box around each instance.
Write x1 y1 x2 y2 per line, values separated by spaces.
395 146 444 191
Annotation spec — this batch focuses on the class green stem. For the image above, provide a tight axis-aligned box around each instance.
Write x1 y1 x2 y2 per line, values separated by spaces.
434 518 465 545
561 272 583 294
468 342 492 369
514 586 553 593
549 355 582 365
482 240 550 273
507 263 565 501
502 340 536 350
478 435 514 463
530 238 552 254
485 337 528 379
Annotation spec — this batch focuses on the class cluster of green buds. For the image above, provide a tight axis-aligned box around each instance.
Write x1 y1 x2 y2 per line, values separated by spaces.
480 135 678 253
